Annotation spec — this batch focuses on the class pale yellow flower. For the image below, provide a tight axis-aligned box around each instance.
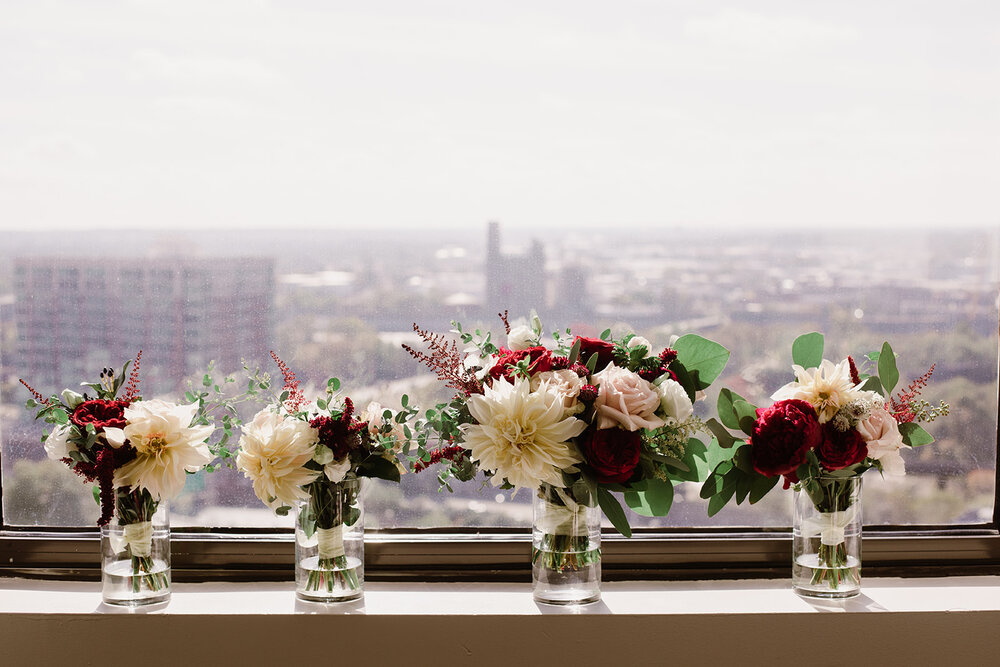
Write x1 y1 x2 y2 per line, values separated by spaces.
462 377 586 490
771 359 861 423
105 399 214 501
236 408 320 510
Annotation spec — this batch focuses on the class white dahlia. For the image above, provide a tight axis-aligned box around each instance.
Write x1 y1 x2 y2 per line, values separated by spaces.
771 359 861 423
236 408 321 510
105 399 214 501
462 377 586 490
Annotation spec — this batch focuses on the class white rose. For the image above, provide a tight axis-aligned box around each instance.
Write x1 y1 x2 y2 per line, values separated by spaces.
507 325 537 351
324 457 352 483
856 406 906 475
654 378 694 426
531 369 585 416
360 401 407 452
313 444 335 465
593 363 666 431
44 424 76 461
627 336 653 358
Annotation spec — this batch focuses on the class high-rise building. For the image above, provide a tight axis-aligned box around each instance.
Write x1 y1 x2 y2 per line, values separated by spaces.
13 257 274 390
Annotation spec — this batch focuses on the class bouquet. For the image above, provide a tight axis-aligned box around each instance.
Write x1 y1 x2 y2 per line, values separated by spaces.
20 352 217 593
700 332 947 591
405 312 730 557
235 353 410 596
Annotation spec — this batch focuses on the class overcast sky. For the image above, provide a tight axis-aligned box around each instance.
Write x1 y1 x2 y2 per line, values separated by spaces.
1 1 997 231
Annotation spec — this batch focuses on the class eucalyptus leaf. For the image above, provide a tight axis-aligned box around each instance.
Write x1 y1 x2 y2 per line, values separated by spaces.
624 479 674 517
878 342 899 394
860 375 884 396
717 388 748 431
705 418 738 449
597 488 632 537
791 332 824 370
749 473 779 504
899 422 934 447
672 334 730 390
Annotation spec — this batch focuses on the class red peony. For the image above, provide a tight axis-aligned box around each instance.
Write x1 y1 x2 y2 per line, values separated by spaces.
71 399 128 431
573 336 616 372
488 346 553 382
578 427 641 483
816 425 868 471
750 399 823 477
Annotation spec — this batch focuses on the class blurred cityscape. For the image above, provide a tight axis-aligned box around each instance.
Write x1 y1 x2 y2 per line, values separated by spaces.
1 223 998 530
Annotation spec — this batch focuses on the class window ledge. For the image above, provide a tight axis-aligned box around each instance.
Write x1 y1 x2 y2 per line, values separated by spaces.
3 577 1000 663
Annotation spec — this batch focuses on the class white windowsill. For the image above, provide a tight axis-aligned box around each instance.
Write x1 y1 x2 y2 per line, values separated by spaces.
3 577 1000 664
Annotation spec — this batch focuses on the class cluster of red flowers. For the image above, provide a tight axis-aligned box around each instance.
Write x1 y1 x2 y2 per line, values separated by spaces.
402 323 483 396
309 397 367 460
270 351 307 413
889 364 936 424
413 445 467 473
749 399 868 486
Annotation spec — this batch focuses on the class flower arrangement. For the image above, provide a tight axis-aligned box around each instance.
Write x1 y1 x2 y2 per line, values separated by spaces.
404 312 731 543
19 352 218 594
700 332 948 593
235 352 410 597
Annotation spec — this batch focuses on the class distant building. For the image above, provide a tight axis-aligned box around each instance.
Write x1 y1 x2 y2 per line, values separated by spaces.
13 257 274 389
485 221 546 318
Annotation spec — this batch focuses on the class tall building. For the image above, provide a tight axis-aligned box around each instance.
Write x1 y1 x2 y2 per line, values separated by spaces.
13 257 274 390
485 221 546 318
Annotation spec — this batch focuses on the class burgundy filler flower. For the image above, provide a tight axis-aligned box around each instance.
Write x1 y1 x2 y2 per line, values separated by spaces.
71 399 128 431
816 424 868 471
750 399 823 477
578 427 642 483
310 397 366 460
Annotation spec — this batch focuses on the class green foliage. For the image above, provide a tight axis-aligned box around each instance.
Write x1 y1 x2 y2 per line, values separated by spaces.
899 422 935 447
624 478 674 517
878 341 899 394
791 332 824 369
672 334 731 390
597 488 631 537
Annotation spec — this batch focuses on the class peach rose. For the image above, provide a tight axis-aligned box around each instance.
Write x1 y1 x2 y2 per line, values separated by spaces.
856 406 906 475
531 369 585 416
593 364 665 431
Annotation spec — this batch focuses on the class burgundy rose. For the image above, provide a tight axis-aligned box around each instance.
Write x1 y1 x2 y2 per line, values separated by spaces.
578 427 641 483
573 336 616 372
816 425 868 471
488 346 553 382
71 399 128 431
750 399 823 477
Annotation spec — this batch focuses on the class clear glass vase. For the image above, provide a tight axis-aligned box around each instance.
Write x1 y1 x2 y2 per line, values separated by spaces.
101 490 170 606
295 476 364 602
792 474 862 599
531 483 601 605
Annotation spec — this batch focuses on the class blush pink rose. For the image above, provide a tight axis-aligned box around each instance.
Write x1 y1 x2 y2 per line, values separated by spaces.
856 406 906 475
592 364 665 431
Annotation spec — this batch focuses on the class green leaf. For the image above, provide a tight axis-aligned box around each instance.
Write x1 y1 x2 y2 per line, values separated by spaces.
732 444 754 473
670 363 697 403
585 351 600 374
707 482 736 517
705 437 740 472
733 399 758 436
705 417 738 449
791 332 824 369
717 388 748 431
357 456 402 483
567 338 582 366
878 342 899 394
92 485 100 506
202 373 212 387
672 334 730 390
860 375 884 396
899 422 934 447
666 437 709 483
599 328 612 341
734 472 754 504
624 479 674 517
749 473 779 503
597 488 632 537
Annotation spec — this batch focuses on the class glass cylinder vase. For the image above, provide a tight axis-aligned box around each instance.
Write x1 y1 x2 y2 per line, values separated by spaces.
531 483 601 605
294 476 364 602
101 491 170 607
792 474 862 599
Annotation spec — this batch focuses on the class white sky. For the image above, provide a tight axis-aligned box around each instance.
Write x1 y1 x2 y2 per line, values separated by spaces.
0 0 997 231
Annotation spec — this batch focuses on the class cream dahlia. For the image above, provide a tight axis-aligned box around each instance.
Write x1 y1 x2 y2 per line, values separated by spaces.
105 399 214 500
771 359 861 423
236 408 321 510
462 377 586 489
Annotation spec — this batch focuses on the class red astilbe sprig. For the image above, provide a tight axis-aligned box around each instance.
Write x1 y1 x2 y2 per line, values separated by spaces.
888 363 936 424
19 378 52 406
402 323 483 396
498 310 511 335
70 443 137 526
413 445 468 473
848 355 862 386
123 350 143 402
270 351 307 412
